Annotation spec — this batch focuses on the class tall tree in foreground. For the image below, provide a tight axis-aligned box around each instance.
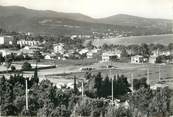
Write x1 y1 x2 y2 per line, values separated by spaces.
31 66 39 84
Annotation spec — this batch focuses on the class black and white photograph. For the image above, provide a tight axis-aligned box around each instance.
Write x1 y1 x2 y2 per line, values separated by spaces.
0 0 173 117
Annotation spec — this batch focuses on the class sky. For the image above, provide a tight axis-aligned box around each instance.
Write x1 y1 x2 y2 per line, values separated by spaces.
0 0 173 19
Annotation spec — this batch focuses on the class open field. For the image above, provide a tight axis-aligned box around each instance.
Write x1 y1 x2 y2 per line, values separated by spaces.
1 59 173 89
92 34 173 47
39 62 173 89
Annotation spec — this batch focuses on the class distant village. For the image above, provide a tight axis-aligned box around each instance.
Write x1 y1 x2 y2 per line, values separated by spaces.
0 32 173 67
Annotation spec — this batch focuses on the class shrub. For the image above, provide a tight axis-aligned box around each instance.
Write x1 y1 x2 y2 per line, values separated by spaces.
21 62 32 71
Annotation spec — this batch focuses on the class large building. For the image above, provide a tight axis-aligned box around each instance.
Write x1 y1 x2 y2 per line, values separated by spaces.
131 55 144 64
53 43 65 54
17 40 40 47
0 36 14 45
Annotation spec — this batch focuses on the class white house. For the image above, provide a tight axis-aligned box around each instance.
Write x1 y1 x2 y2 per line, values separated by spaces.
131 55 144 64
160 50 171 56
114 48 122 58
87 49 101 59
0 49 11 57
79 48 89 55
19 46 39 56
53 43 65 54
44 54 56 60
0 36 14 45
102 52 118 62
149 55 157 64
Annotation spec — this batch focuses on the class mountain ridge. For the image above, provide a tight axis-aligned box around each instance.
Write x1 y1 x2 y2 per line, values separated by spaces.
0 5 172 35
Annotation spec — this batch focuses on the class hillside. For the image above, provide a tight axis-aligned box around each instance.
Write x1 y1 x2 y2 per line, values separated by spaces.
98 14 172 30
93 34 173 46
0 6 172 36
0 6 95 23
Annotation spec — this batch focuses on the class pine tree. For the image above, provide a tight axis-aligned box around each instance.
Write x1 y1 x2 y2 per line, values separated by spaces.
74 76 77 95
31 66 39 85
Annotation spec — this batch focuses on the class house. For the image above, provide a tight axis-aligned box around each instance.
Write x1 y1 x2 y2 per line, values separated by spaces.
102 52 118 62
87 49 101 59
70 35 77 40
53 43 65 54
79 48 89 55
87 52 94 58
114 48 122 58
149 56 157 64
0 49 11 57
19 46 39 57
44 54 56 60
0 36 14 45
0 49 19 57
131 55 144 64
160 50 171 56
152 49 171 56
17 40 40 47
63 53 70 59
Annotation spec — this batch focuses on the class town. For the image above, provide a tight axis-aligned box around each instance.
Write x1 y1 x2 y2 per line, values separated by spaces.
0 1 173 117
0 27 173 117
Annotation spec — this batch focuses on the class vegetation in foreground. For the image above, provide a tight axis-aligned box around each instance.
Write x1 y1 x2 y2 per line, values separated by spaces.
0 71 172 117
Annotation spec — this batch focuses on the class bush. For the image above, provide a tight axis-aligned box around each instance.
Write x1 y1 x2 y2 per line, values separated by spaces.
11 65 16 72
21 62 32 71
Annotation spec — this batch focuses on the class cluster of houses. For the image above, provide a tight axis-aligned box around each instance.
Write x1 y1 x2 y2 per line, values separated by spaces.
69 30 131 40
0 35 42 59
131 49 173 64
0 35 173 64
0 35 14 45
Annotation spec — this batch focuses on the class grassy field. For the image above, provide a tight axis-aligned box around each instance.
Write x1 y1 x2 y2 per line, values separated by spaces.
41 62 173 88
92 34 173 47
2 59 173 89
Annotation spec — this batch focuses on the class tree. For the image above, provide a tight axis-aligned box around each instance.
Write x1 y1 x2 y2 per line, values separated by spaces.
0 75 74 116
0 53 5 64
116 106 132 117
102 75 111 97
73 76 78 95
76 99 107 117
84 72 92 80
168 43 173 51
11 65 16 72
33 50 43 62
140 43 150 57
148 87 170 117
95 72 102 98
31 66 39 84
85 73 131 99
102 44 109 50
85 40 94 49
121 48 128 58
129 86 170 117
22 62 32 71
156 56 164 63
133 77 148 90
113 75 131 98
4 56 12 72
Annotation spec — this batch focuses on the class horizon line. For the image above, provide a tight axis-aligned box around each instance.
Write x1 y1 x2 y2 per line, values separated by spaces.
0 5 172 20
